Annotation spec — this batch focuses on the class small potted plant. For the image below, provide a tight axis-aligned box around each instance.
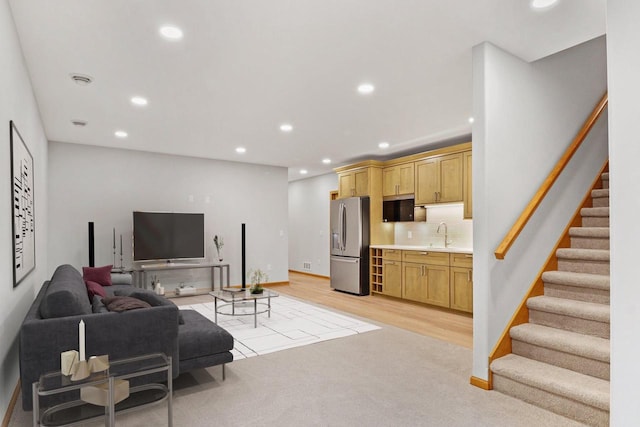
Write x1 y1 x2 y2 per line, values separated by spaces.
213 235 224 262
248 268 268 294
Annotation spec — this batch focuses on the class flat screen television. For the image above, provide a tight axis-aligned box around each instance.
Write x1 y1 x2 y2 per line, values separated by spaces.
133 211 205 262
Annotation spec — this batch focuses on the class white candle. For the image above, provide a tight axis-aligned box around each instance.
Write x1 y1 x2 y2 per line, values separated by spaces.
79 320 86 361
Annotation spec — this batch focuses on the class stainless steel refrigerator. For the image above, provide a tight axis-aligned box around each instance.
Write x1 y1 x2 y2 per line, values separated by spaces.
330 196 370 295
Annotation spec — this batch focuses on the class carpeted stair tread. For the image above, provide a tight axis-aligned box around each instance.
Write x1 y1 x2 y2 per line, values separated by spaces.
541 271 610 291
580 207 609 217
510 323 609 362
601 172 609 180
491 354 610 411
591 189 609 198
568 227 609 238
527 296 609 323
556 248 609 262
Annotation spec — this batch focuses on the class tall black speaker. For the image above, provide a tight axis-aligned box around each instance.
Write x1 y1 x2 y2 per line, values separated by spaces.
241 223 246 289
88 222 95 267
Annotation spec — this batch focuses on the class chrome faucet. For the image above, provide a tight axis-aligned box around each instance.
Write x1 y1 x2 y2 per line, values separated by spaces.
437 222 452 248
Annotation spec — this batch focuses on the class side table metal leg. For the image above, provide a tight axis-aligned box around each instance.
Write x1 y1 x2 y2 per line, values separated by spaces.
254 299 257 328
219 268 223 291
32 382 39 427
214 297 218 324
108 376 115 427
225 265 230 287
268 296 271 318
168 356 173 427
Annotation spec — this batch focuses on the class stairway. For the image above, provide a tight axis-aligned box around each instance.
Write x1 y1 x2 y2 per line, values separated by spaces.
490 172 610 427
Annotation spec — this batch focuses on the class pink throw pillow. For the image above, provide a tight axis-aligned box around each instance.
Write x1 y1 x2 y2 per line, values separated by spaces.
82 265 113 287
85 280 107 300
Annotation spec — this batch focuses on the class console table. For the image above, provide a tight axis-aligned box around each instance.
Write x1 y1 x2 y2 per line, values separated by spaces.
133 263 230 292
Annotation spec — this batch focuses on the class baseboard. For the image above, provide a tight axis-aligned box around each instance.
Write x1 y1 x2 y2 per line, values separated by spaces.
1 380 20 427
469 376 491 390
289 269 330 280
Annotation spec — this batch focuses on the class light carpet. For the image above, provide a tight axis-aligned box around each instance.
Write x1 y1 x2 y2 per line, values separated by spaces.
178 295 380 359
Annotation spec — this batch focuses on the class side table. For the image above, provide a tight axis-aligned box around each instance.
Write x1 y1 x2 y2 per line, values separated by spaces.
33 353 172 427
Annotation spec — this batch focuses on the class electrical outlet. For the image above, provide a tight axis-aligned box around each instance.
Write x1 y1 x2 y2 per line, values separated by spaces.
408 231 413 239
303 262 312 270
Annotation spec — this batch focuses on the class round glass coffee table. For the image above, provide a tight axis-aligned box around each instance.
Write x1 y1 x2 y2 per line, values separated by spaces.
209 288 279 328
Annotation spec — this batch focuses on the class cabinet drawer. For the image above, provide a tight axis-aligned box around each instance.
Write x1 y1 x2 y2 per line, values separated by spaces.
450 252 473 268
402 251 449 266
382 249 402 261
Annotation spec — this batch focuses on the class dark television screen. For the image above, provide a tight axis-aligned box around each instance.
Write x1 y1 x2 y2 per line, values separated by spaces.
133 212 205 261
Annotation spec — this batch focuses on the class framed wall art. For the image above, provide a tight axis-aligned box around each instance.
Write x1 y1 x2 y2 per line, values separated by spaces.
10 120 35 287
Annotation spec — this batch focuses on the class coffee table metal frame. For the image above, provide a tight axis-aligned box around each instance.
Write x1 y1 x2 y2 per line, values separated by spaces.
32 352 172 427
209 289 279 328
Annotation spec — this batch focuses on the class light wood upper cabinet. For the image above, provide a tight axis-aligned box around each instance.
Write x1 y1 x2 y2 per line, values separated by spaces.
338 168 370 199
382 163 415 197
463 151 472 219
415 153 463 205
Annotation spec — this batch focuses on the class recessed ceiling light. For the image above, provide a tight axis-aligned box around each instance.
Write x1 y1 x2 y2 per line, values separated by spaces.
280 123 293 132
131 96 148 106
468 117 475 124
357 83 375 95
159 26 183 40
70 73 93 85
235 147 246 154
531 0 558 9
322 158 331 164
378 142 390 149
300 169 308 175
71 119 87 127
114 130 128 138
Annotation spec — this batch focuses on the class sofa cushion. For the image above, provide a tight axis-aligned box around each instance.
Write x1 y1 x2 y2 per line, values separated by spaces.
102 296 151 312
178 310 234 359
85 280 106 300
92 295 108 313
82 265 112 287
39 265 92 318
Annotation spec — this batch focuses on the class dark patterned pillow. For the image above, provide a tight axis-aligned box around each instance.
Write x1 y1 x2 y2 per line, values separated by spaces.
102 296 151 312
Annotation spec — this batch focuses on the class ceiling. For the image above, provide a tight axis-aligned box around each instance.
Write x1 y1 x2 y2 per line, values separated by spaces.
8 0 606 181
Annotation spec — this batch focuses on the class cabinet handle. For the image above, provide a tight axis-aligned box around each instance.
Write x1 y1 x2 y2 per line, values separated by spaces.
468 270 472 282
420 252 428 255
464 254 473 258
434 191 438 201
422 265 426 276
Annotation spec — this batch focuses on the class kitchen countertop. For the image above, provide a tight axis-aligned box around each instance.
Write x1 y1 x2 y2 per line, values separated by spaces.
370 244 473 254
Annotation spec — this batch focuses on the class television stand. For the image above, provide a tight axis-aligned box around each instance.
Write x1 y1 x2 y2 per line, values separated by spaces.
133 262 230 292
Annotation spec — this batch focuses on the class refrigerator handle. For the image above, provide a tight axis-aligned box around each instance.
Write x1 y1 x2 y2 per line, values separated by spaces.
337 202 343 251
341 202 347 251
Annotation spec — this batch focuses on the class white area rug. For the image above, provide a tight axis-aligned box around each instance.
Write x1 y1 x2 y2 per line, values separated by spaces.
179 295 381 360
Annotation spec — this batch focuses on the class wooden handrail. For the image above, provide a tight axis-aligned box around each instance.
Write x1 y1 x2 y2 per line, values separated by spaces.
494 92 608 260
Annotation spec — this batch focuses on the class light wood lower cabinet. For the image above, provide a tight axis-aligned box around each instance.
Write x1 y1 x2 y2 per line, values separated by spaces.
370 249 472 313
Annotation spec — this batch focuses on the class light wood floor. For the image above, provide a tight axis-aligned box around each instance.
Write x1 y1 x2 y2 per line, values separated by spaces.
173 271 473 348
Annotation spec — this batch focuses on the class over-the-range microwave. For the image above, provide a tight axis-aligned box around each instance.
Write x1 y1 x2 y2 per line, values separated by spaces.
382 196 426 222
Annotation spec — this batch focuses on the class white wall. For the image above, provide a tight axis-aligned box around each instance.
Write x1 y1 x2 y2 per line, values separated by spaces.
0 0 49 417
472 37 608 380
48 142 288 290
607 1 640 423
288 173 338 276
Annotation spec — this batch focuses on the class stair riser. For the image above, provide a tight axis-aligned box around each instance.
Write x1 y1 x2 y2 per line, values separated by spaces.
529 310 609 339
493 375 609 427
558 259 610 275
512 340 609 380
544 284 610 305
570 237 610 250
583 217 609 227
602 180 609 190
592 197 609 208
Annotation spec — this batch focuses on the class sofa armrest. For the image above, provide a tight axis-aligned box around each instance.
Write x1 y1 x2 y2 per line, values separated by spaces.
19 305 179 410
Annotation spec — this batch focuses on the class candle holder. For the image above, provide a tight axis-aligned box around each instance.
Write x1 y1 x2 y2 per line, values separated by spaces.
70 360 90 381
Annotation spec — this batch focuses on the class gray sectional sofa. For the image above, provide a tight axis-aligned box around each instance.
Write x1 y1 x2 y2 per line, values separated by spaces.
20 264 233 410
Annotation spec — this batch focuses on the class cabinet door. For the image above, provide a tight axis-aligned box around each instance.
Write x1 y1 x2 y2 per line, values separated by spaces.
425 264 450 308
402 262 428 303
382 260 402 298
382 166 399 197
353 169 369 196
415 158 439 204
463 151 472 219
397 163 415 195
338 172 353 199
450 267 473 312
439 153 463 203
